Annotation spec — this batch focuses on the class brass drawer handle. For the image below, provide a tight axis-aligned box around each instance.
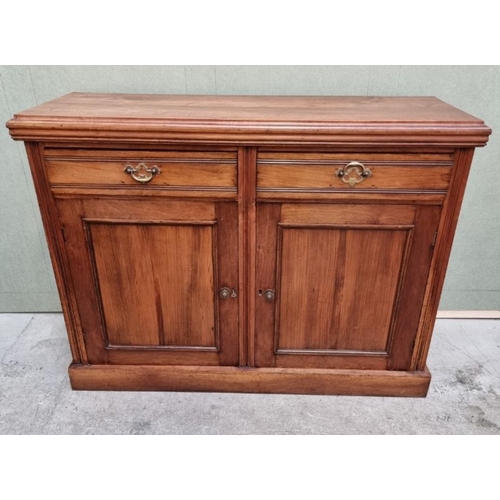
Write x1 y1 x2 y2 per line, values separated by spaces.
335 161 372 187
124 163 161 183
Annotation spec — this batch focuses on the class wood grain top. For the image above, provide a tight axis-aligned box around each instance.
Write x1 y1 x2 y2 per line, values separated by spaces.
7 93 491 146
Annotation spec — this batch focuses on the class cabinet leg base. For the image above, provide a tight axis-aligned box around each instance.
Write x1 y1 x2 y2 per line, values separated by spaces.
69 364 431 397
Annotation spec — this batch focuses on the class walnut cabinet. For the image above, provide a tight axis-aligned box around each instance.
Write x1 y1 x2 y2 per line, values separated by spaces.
7 94 491 396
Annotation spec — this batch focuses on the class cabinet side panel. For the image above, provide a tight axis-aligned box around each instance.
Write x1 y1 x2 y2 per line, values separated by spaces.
411 148 476 370
24 142 87 363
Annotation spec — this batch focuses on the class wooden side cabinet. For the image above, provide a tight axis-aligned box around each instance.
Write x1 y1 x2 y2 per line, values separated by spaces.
7 94 491 397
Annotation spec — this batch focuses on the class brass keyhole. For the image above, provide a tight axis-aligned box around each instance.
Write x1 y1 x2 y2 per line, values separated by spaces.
220 287 237 299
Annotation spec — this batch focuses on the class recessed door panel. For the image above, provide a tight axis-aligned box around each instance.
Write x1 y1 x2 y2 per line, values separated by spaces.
89 222 217 349
277 226 409 353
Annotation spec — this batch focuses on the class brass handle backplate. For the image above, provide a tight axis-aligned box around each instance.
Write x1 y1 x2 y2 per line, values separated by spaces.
124 163 161 183
335 161 372 187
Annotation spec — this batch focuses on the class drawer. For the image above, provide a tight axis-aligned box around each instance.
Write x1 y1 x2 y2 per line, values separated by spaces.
257 152 453 192
44 149 237 190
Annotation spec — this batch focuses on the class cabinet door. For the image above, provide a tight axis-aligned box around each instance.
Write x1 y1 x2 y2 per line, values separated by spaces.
57 198 239 366
255 203 441 370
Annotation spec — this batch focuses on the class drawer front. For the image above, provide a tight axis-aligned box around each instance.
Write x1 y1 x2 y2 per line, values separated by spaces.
257 152 453 192
44 149 237 190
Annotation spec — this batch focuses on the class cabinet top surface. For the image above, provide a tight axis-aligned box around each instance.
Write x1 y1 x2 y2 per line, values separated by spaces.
7 93 491 146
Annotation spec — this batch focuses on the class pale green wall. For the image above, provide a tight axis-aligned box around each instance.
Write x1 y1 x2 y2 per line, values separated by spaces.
1 66 499 312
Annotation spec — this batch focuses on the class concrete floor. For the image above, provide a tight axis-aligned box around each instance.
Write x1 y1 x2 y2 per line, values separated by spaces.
0 313 499 434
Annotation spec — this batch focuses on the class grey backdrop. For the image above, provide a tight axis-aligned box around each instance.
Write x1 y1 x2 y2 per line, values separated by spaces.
0 66 498 312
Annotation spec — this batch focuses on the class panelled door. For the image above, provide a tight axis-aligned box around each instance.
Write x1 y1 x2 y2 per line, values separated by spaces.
57 198 239 366
255 202 441 370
